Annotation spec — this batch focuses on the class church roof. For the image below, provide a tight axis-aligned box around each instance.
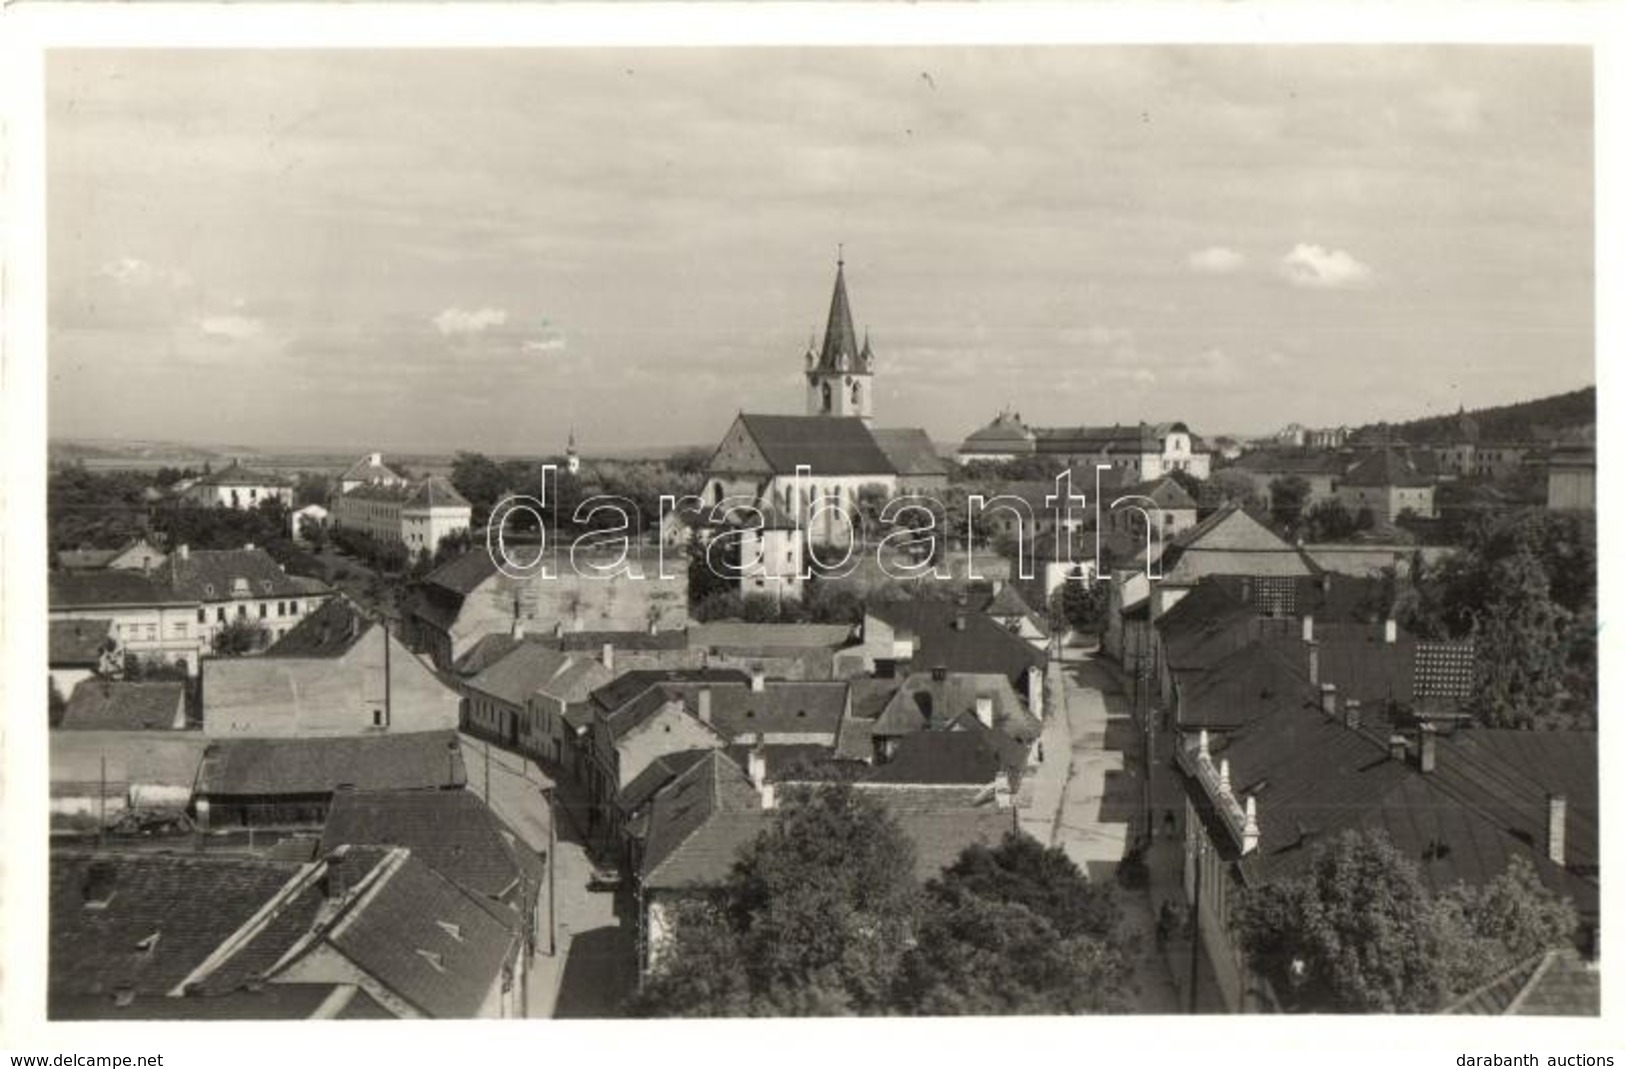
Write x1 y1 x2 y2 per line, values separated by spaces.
813 260 865 374
870 427 949 477
735 414 896 476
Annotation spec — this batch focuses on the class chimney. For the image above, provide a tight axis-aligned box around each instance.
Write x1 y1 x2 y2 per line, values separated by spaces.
697 687 712 725
1418 723 1437 773
1198 729 1211 760
1384 618 1398 645
1026 666 1045 722
177 544 190 562
323 851 349 900
601 642 614 673
1388 734 1408 761
1344 699 1362 731
1546 794 1567 866
975 695 994 730
749 669 766 694
1241 795 1260 855
747 741 767 790
1308 643 1320 686
1301 613 1314 644
369 452 382 466
1319 682 1337 717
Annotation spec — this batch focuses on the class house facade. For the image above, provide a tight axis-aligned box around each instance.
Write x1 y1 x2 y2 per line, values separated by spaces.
183 462 294 510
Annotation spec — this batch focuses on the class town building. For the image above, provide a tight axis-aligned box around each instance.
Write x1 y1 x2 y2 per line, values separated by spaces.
56 536 168 574
193 730 467 829
958 414 1212 479
49 618 121 697
50 845 526 1019
405 546 688 672
202 598 461 737
1335 448 1437 525
1227 450 1348 510
1174 706 1597 1012
855 598 1048 712
289 503 329 541
459 637 612 759
329 458 473 557
183 461 294 510
1546 445 1596 511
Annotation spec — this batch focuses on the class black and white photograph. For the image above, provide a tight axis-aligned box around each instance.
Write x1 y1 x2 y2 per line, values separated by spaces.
1 8 1616 1060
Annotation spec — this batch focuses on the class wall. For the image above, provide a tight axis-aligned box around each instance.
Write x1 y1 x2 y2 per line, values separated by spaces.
615 703 724 790
51 604 203 671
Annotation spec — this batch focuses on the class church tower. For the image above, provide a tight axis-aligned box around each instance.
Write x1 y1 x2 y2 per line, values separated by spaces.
804 255 875 424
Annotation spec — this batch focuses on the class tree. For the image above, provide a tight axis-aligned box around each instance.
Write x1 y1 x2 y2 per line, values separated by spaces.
1235 830 1580 1013
893 834 1129 1015
212 617 269 656
1207 468 1263 514
1059 565 1107 634
1268 475 1312 535
1303 499 1360 542
628 784 922 1017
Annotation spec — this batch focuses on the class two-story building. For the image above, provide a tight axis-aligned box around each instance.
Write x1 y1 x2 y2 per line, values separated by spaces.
183 461 294 510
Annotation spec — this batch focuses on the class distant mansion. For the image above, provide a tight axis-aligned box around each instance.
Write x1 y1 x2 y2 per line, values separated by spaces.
329 453 473 557
958 408 1212 480
182 461 294 510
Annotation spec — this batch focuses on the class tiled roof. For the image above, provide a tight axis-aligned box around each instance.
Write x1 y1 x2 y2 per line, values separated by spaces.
1445 949 1600 1016
194 461 292 488
616 749 717 817
167 548 327 602
464 644 578 707
639 751 769 890
50 618 116 666
1119 475 1199 510
50 732 209 794
404 476 471 510
452 633 525 677
61 680 186 731
263 597 373 658
686 622 854 650
729 414 896 476
327 850 517 1019
1150 505 1317 583
863 729 1016 786
555 628 689 652
865 600 1046 685
720 742 843 782
871 672 1037 743
50 851 303 997
1231 450 1348 476
50 571 191 610
663 680 849 741
885 806 1017 879
1182 710 1598 919
423 550 503 596
340 454 403 484
960 410 1036 451
321 789 543 908
589 668 750 715
57 548 122 570
870 427 950 477
196 731 466 797
1341 448 1433 488
49 983 371 1021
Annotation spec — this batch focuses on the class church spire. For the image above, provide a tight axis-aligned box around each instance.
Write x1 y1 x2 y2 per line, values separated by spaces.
816 256 860 373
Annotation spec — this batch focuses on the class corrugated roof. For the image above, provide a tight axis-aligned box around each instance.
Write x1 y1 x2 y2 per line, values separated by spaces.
197 731 466 797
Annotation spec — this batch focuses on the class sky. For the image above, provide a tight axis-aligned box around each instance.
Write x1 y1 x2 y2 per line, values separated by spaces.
46 46 1594 455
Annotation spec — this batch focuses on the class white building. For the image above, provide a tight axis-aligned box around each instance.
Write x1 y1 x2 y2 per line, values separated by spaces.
183 461 294 510
331 476 473 556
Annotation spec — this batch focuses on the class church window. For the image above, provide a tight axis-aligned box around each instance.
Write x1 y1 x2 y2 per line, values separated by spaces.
821 382 832 412
851 380 861 405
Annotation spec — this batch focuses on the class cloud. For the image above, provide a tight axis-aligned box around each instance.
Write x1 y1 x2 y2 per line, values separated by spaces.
97 257 193 290
1186 246 1246 274
433 307 509 336
522 336 568 355
195 315 267 342
1279 244 1373 289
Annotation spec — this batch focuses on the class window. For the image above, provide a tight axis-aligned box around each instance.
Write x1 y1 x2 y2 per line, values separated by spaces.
277 602 286 617
217 607 226 623
197 608 206 624
259 604 268 619
290 601 300 616
373 710 383 727
238 605 248 618
173 622 188 637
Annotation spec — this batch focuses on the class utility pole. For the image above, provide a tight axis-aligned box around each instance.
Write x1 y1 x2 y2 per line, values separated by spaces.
383 615 392 729
1140 661 1153 842
485 740 492 808
98 755 106 847
1188 838 1205 1014
543 786 558 957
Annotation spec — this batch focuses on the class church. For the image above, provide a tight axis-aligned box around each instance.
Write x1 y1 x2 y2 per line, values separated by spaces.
691 259 949 597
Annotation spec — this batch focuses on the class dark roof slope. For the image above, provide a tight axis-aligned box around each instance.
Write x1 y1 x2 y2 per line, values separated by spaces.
167 548 325 602
871 427 949 477
263 597 373 658
863 729 1016 786
866 600 1046 684
197 731 466 797
50 571 190 609
50 851 302 997
195 461 292 488
734 414 895 476
61 680 186 731
640 751 769 890
1341 448 1433 488
50 618 116 666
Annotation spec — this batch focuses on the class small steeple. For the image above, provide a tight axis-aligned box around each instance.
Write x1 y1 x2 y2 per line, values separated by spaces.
815 255 861 374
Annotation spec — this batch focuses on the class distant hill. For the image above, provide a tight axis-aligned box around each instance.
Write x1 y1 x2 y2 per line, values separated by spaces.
1351 386 1595 446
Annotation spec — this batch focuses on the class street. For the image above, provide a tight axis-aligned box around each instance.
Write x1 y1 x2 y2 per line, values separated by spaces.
458 732 636 1017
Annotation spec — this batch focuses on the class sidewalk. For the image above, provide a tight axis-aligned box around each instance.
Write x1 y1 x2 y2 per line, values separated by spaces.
1017 659 1074 842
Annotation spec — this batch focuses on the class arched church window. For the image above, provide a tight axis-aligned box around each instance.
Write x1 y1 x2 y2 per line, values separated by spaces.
851 380 861 405
821 382 832 412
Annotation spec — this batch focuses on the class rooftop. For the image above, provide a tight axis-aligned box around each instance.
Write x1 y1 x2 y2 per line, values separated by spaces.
196 731 466 797
60 680 186 732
